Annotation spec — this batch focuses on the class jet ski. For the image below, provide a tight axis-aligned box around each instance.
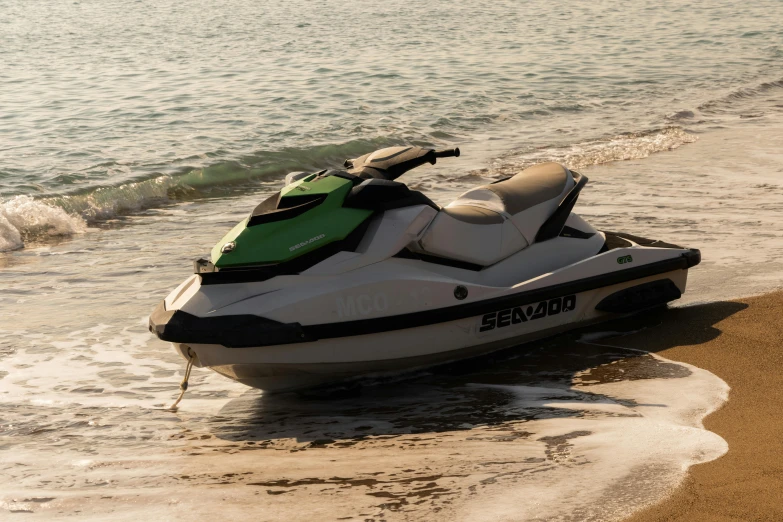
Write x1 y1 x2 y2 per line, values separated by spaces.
149 146 700 392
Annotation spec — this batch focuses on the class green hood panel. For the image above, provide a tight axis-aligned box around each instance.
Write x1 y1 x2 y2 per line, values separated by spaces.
211 175 372 268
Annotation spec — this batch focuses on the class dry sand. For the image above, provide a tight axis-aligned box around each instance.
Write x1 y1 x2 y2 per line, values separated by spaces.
620 292 783 522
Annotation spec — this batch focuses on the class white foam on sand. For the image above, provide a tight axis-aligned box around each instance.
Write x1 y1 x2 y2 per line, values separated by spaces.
457 350 729 522
0 195 86 252
0 324 245 411
0 324 731 521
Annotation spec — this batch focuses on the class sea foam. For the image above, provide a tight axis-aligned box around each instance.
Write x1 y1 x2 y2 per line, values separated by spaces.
457 351 729 522
0 196 86 252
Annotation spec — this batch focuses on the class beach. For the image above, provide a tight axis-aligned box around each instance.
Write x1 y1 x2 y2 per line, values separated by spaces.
4 117 783 521
623 292 783 522
5 292 779 521
3 1 783 519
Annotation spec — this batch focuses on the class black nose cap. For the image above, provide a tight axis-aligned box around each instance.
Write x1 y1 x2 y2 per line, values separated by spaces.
148 300 175 339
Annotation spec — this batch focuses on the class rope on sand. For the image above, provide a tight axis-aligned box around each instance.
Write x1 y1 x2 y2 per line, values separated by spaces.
169 348 195 411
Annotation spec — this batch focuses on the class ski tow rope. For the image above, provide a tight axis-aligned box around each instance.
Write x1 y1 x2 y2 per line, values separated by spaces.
169 348 194 411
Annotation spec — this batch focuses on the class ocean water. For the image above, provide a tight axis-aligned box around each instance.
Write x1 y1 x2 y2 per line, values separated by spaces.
2 0 783 224
2 0 783 520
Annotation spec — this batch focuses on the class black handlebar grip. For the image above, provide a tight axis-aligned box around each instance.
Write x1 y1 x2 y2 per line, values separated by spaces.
433 148 460 158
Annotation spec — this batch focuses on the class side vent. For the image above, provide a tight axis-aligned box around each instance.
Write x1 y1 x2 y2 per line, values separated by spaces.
595 279 682 313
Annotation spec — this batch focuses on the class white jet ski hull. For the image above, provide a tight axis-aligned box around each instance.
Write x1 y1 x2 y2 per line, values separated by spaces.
155 240 693 392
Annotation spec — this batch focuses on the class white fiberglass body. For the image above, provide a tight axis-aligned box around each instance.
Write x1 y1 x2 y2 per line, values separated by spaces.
157 205 695 392
150 149 699 391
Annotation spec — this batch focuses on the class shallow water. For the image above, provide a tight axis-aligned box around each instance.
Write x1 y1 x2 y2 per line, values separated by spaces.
1 319 730 521
2 1 783 520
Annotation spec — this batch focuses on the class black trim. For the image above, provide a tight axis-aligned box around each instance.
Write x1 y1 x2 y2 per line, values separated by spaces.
559 226 595 239
327 170 363 185
149 301 314 347
393 248 484 271
151 249 701 347
684 248 701 268
248 193 327 226
343 179 439 211
603 231 686 250
304 250 696 340
599 231 690 255
535 170 588 242
595 279 682 313
490 176 512 184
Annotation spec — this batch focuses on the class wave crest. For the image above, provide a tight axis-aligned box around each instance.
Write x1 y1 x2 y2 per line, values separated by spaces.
0 196 86 252
698 77 783 114
491 127 698 174
52 176 176 222
44 138 400 222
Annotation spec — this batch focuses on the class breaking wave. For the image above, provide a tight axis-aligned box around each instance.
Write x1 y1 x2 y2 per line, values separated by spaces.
0 138 399 252
0 125 707 252
0 128 704 253
489 126 698 174
0 196 86 252
47 137 399 221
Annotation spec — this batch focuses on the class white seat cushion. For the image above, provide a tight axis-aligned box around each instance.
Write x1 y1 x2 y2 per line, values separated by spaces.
415 163 574 266
442 163 574 243
417 207 528 266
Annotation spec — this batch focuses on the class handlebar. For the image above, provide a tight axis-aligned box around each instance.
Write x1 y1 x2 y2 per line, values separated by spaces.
343 145 462 181
433 148 460 159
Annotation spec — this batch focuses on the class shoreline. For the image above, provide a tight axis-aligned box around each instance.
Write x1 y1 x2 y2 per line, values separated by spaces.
617 291 783 521
1 293 779 520
3 121 783 519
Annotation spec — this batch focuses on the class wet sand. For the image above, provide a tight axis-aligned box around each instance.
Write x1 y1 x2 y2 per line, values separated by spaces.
2 301 741 521
2 287 779 521
618 291 783 522
162 293 781 522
